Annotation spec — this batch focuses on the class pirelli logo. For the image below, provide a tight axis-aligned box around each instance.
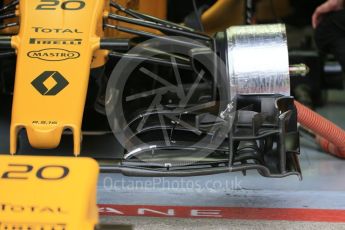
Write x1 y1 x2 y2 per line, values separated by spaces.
29 38 82 45
0 222 66 230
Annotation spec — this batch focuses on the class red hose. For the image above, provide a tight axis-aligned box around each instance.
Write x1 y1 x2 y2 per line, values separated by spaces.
294 100 345 158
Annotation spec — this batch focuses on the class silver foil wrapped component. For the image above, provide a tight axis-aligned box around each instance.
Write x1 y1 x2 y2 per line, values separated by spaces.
226 24 290 97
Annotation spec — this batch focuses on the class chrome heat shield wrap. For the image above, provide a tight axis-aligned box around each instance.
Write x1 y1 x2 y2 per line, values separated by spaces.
226 24 290 97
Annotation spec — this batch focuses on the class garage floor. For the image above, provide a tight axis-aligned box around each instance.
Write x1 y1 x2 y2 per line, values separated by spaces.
101 217 345 230
1 90 345 229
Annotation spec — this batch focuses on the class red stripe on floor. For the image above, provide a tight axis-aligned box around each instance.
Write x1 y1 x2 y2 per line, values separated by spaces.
98 204 345 222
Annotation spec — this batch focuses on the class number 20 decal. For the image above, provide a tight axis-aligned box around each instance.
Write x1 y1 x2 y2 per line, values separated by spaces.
36 0 85 11
1 164 70 180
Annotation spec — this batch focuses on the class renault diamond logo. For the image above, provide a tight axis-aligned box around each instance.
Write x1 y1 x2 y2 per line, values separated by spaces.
31 71 69 96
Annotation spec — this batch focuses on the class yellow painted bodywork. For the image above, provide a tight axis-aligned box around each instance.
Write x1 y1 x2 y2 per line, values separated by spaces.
105 0 167 38
10 0 106 155
0 155 99 230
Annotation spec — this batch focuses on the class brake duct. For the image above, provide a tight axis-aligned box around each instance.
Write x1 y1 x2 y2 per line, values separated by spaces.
217 24 345 159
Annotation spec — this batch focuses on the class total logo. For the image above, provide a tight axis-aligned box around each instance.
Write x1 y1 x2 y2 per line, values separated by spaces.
28 48 80 61
32 27 83 33
0 203 67 214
